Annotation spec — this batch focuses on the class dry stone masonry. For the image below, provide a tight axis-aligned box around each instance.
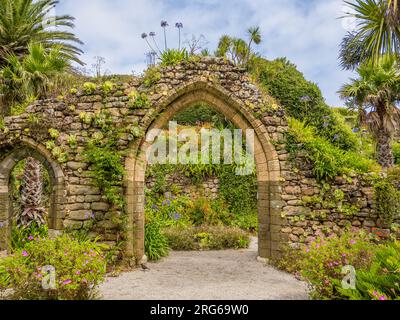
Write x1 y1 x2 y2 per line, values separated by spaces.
0 57 396 262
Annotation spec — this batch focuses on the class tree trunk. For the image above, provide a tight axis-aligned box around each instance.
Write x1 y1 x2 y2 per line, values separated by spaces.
17 157 47 227
376 131 395 169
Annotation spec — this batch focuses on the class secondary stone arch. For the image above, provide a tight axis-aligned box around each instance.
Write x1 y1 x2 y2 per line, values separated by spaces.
125 82 283 262
0 138 66 250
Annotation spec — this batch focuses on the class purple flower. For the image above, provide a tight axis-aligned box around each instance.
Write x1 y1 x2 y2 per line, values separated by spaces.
379 295 387 301
76 270 81 275
141 33 148 39
162 199 171 206
22 251 28 257
175 22 183 29
161 21 169 28
62 279 72 285
350 239 356 245
0 222 4 228
352 128 360 133
174 213 181 221
28 235 34 241
151 204 159 210
149 32 156 37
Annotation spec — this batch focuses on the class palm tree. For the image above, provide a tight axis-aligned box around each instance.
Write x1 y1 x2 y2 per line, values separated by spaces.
247 26 261 62
215 26 262 67
339 55 400 168
2 43 69 103
340 0 400 69
0 0 83 67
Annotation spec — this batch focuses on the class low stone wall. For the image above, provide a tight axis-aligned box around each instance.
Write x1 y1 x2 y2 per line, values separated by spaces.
276 148 400 248
146 174 220 199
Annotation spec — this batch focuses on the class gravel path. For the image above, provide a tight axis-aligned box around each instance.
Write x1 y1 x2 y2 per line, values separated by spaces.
99 239 308 300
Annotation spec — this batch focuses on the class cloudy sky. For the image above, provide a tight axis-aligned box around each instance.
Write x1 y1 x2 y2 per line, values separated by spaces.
57 0 356 106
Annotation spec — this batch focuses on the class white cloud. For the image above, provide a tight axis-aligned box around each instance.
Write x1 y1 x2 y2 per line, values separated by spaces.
58 0 354 106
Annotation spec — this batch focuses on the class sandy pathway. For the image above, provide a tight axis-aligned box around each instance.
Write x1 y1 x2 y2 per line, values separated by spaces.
99 239 308 300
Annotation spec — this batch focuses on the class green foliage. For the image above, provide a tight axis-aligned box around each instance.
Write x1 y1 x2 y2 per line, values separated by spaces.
143 66 161 88
393 141 400 165
101 81 114 94
10 222 48 251
339 241 400 300
339 0 400 69
0 0 83 67
84 140 125 209
374 167 400 224
83 82 97 95
172 103 230 128
160 49 189 67
144 221 169 261
48 128 59 139
0 235 106 300
287 118 379 181
67 135 78 149
249 57 358 151
129 92 151 109
145 195 193 228
79 112 93 125
163 226 250 251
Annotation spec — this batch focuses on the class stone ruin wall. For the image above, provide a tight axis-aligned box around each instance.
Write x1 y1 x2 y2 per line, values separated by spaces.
0 57 397 258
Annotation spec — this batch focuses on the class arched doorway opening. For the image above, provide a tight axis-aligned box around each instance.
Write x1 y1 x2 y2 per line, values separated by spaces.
0 140 65 250
125 82 282 262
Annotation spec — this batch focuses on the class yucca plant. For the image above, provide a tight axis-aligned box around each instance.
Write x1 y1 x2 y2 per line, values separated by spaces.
339 55 400 168
16 157 47 227
0 0 83 67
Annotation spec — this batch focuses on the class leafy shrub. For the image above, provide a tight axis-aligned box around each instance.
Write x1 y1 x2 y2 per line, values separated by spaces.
143 67 161 88
101 81 114 94
160 49 189 67
84 141 125 209
287 118 379 180
393 141 400 165
163 226 250 251
339 241 400 300
172 103 229 127
83 82 97 95
295 231 377 300
231 213 258 233
145 195 193 228
249 57 357 151
0 235 106 300
144 221 169 261
186 197 233 226
374 167 400 224
10 223 48 251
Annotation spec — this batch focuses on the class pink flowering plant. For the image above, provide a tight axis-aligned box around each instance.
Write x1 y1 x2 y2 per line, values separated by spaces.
0 234 106 300
338 241 400 301
298 230 377 300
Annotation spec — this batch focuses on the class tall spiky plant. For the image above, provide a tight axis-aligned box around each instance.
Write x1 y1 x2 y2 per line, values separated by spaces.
175 22 183 50
339 55 400 168
17 157 47 227
161 21 169 51
0 0 83 67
